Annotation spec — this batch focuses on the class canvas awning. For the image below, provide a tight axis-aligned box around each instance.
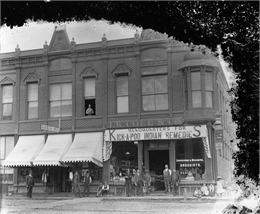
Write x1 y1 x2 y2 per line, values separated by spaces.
2 135 45 167
61 132 103 167
33 134 72 166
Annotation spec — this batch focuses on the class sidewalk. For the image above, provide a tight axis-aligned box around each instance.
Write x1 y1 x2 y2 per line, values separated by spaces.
1 192 234 202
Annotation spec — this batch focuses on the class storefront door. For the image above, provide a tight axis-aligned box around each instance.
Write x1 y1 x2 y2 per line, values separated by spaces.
149 150 169 191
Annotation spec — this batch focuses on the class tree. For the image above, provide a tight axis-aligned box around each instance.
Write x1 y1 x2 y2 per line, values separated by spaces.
1 1 259 184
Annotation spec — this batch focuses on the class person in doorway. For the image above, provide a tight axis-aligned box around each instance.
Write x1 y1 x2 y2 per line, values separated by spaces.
125 168 132 197
163 165 172 193
144 169 152 195
86 104 94 115
73 171 82 198
171 169 180 196
134 169 143 196
83 171 92 197
26 170 34 198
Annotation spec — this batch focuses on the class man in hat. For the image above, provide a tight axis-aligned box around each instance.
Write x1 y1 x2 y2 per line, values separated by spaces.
83 171 92 197
25 170 34 198
125 168 132 197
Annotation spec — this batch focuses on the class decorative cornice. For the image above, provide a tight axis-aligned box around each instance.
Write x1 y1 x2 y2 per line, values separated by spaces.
111 60 131 76
23 70 41 85
80 63 98 79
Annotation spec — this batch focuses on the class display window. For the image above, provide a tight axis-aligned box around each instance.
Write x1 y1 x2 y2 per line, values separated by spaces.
109 141 138 182
74 162 102 182
175 139 205 181
18 167 45 184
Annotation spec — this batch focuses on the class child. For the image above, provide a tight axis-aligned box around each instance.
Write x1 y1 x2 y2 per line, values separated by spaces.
201 183 209 196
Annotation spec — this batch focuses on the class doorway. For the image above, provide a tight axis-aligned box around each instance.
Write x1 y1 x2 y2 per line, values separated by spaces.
149 150 169 175
149 150 169 191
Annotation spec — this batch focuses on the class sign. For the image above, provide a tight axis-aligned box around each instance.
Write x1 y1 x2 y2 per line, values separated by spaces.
105 125 207 141
41 124 60 132
215 130 223 143
106 117 184 129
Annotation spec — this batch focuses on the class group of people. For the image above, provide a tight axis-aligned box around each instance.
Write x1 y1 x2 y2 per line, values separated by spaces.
193 183 215 198
163 164 181 195
124 168 152 197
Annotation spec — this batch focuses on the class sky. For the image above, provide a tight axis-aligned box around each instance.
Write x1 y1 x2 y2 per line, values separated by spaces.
0 19 232 84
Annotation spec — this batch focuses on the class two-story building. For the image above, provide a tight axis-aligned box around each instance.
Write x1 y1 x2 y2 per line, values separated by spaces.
0 26 236 196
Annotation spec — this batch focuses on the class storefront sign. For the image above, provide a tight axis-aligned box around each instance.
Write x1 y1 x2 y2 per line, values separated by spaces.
105 125 206 141
215 130 223 143
106 117 184 129
105 125 212 159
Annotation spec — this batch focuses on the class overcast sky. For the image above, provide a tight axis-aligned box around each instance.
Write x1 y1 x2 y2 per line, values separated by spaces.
0 19 232 84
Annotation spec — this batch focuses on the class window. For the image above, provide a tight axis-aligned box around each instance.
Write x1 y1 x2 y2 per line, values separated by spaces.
50 83 72 117
18 168 44 184
191 72 202 108
27 83 38 119
205 72 213 107
116 76 129 113
0 136 14 182
84 78 95 116
2 85 13 120
49 58 72 71
142 66 168 111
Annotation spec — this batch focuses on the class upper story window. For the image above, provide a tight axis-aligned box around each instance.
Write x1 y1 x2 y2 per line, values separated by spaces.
84 78 95 116
191 72 202 108
205 72 213 108
1 85 13 120
50 58 72 71
50 83 72 117
27 83 38 119
141 47 168 112
116 76 129 113
141 48 167 62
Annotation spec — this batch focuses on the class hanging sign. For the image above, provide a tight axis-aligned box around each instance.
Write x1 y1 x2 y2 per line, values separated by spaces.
105 125 207 141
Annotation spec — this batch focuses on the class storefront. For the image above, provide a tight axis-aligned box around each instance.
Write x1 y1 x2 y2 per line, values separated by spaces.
2 132 104 194
104 124 213 195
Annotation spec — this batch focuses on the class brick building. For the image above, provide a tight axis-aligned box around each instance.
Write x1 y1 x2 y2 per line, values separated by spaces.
0 27 236 195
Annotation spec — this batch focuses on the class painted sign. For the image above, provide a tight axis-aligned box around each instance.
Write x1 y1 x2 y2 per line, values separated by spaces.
215 130 223 143
106 117 184 129
105 125 206 141
105 125 211 158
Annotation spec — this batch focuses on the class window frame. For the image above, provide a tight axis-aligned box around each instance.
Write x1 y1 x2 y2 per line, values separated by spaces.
49 83 72 118
27 82 39 120
1 84 14 121
116 74 129 114
191 71 202 108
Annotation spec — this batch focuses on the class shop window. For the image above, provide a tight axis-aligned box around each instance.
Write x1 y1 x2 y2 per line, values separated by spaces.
205 72 213 108
1 85 13 120
49 58 72 71
110 142 138 182
84 78 95 116
18 168 44 184
142 71 168 111
176 139 205 180
27 83 38 119
141 48 167 62
77 162 102 182
191 72 202 108
116 75 129 113
50 83 72 117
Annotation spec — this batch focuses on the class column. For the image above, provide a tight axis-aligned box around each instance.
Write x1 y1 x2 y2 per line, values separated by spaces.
144 142 149 170
169 140 176 170
138 141 143 172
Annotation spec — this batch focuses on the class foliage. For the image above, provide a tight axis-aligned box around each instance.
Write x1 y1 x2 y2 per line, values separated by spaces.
1 1 259 184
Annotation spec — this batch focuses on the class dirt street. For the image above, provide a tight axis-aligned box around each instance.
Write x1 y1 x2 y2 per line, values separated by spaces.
0 195 232 214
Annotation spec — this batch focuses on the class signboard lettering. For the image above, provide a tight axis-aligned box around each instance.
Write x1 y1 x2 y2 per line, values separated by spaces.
41 124 60 132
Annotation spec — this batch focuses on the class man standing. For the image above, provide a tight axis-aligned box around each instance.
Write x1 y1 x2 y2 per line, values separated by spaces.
125 168 132 197
163 165 171 193
134 169 143 196
26 170 34 198
83 171 92 197
73 171 82 198
171 169 180 196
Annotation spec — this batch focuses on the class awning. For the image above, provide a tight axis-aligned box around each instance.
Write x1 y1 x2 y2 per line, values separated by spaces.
61 132 103 167
2 135 45 167
33 134 72 166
